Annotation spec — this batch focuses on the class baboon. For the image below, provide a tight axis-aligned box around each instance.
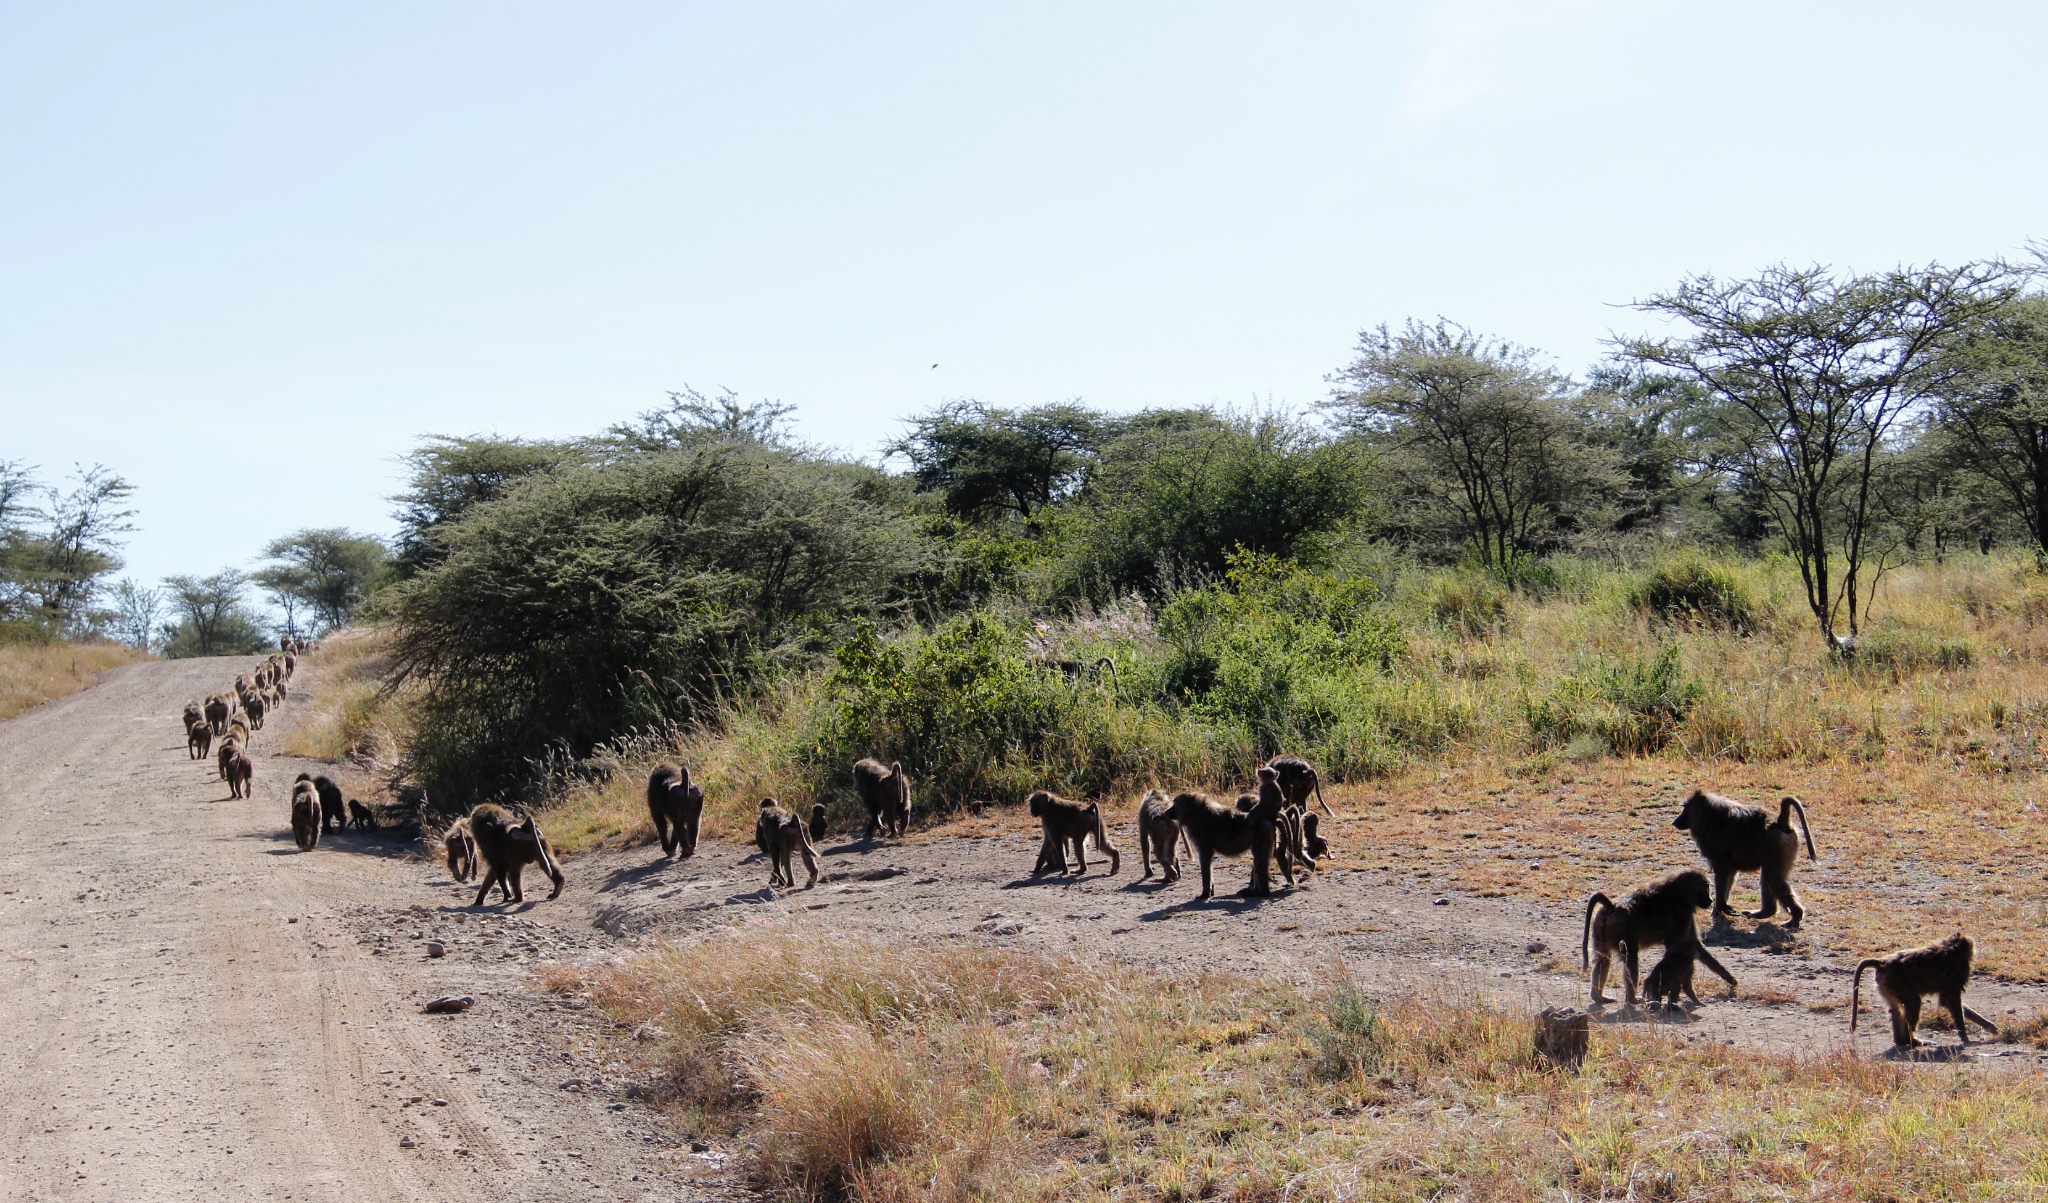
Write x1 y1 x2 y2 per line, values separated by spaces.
442 818 478 882
246 693 267 731
644 764 704 858
1164 790 1277 900
1851 933 1999 1049
284 650 296 678
290 780 320 850
204 695 230 738
348 799 376 831
1251 767 1306 882
1641 945 1701 1012
755 798 820 888
1673 790 1817 928
313 775 346 834
466 804 564 907
182 699 204 732
216 737 242 781
1047 655 1118 686
187 721 212 760
1266 756 1336 817
1135 788 1191 883
852 758 911 839
1581 870 1736 1007
1302 812 1329 860
1026 791 1120 876
222 746 252 799
229 717 250 747
272 677 287 705
809 803 828 844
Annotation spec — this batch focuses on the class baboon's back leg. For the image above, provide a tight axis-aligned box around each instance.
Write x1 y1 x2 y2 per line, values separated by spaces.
1779 878 1804 929
1623 943 1641 1007
1068 831 1088 874
798 840 819 887
1942 992 1974 1044
1711 867 1736 917
1747 874 1780 921
474 869 502 908
1590 948 1612 1005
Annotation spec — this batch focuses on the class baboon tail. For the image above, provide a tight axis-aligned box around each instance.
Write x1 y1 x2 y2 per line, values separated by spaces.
1965 1005 2000 1034
1850 959 1881 1032
1179 825 1193 860
1783 796 1817 860
530 819 563 886
1313 776 1335 818
1582 893 1613 969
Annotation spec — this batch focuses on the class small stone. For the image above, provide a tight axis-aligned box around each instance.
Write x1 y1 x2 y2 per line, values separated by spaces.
399 1137 416 1149
424 941 446 958
423 995 474 1014
431 1098 447 1107
1432 897 1448 906
1526 941 1547 955
607 1102 626 1111
690 1141 710 1154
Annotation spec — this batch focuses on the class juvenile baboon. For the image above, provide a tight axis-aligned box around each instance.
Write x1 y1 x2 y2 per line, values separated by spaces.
1641 945 1700 1011
222 746 252 799
1266 756 1336 817
1135 788 1191 883
466 804 564 907
1673 790 1817 928
313 775 346 834
1164 791 1276 900
348 799 376 831
442 818 478 882
1851 933 1999 1049
755 798 821 888
204 695 230 738
1580 870 1735 1007
272 677 287 705
1302 812 1329 860
809 803 828 843
1026 791 1121 876
246 693 267 731
645 763 705 858
187 721 212 760
852 758 911 839
290 780 320 850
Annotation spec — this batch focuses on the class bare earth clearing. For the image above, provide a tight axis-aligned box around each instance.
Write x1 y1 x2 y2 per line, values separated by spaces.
6 660 2047 1200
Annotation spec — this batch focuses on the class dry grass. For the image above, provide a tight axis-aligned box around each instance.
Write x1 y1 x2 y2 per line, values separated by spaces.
0 641 147 721
276 627 413 770
568 926 2048 1203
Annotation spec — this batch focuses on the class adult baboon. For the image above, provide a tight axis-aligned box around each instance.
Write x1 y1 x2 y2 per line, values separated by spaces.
755 798 820 888
204 695 230 738
852 758 911 839
1164 791 1276 900
284 650 296 678
466 804 564 907
187 720 212 760
645 764 704 858
182 699 204 733
1266 756 1335 817
1581 870 1735 1007
229 717 250 748
235 672 253 696
442 818 478 882
1135 788 1190 883
290 780 320 850
246 693 267 731
348 799 377 831
1302 812 1329 860
1026 791 1120 876
1852 933 1999 1049
313 775 346 834
222 746 252 799
1673 790 1817 928
809 803 828 844
216 737 241 781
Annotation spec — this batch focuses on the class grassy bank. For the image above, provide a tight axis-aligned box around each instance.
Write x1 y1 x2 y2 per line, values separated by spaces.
0 641 148 721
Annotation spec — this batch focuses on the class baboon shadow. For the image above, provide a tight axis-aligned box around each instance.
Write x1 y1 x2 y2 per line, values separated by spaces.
1118 876 1181 894
1137 891 1284 921
437 898 548 915
1705 919 1803 952
598 859 677 894
1001 871 1109 890
1880 1042 1975 1063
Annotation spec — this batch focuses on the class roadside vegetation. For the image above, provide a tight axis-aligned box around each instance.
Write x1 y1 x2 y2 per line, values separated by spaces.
0 641 147 722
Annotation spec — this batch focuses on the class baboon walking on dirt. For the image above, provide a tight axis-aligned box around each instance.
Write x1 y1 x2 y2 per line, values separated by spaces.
465 804 564 907
1165 791 1277 900
1265 756 1335 817
852 758 911 839
1136 789 1191 883
1852 933 1999 1049
755 798 820 888
442 818 478 883
1582 870 1735 1008
645 764 704 859
290 780 320 850
1026 791 1120 876
1673 790 1817 928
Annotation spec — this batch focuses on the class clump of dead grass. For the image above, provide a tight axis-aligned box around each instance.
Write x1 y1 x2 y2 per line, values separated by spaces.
0 640 146 721
275 627 412 769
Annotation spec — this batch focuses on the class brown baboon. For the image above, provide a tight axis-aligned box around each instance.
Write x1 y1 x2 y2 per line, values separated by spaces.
290 780 320 850
645 764 704 858
348 799 376 831
809 803 828 844
229 717 250 747
1302 812 1329 860
284 650 296 678
216 737 242 781
755 798 820 888
852 758 911 839
204 695 230 738
272 677 287 705
1026 791 1120 876
442 818 478 882
1641 945 1700 1012
182 699 204 733
1266 756 1336 817
1581 870 1735 1007
1851 933 1999 1049
222 746 252 799
1164 791 1276 900
1673 790 1817 928
187 721 212 760
234 672 253 696
246 693 267 731
466 804 564 907
1135 788 1190 883
313 775 346 834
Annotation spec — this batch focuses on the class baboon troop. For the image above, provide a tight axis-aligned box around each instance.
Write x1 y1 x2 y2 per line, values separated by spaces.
1136 788 1188 883
1852 933 1999 1049
465 803 564 907
1581 870 1736 1008
290 780 320 851
852 758 911 839
645 763 704 859
1027 790 1120 876
754 798 820 888
1673 790 1816 928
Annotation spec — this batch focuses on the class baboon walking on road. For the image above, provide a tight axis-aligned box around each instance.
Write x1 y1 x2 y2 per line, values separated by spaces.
187 721 212 760
1673 790 1816 928
221 746 253 799
645 764 705 858
852 758 911 839
1852 933 1999 1049
1165 791 1277 900
1026 791 1120 876
290 780 319 850
1136 789 1190 883
442 818 478 883
466 804 564 907
348 799 377 831
1582 870 1736 1008
755 799 820 888
311 775 346 834
204 695 230 739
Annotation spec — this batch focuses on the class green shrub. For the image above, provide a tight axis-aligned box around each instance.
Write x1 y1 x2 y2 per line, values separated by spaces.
1308 982 1382 1081
1527 644 1700 756
1424 571 1509 636
1853 627 1975 674
1627 558 1760 632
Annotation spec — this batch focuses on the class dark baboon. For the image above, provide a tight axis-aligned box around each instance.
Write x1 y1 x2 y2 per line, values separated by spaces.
1136 788 1190 883
809 803 828 844
1302 812 1328 860
1164 791 1276 900
1266 756 1336 817
182 699 204 733
1581 870 1736 1007
290 780 320 850
645 763 705 858
348 799 376 831
246 693 267 731
1641 945 1700 1011
1851 933 1999 1049
1673 790 1817 928
852 758 911 839
442 818 478 882
755 798 820 888
272 677 287 705
187 721 212 760
204 695 230 738
313 775 346 834
1026 791 1120 876
224 747 253 799
466 804 564 907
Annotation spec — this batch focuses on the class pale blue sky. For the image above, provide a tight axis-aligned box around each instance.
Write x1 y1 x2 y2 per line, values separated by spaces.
4 2 2043 588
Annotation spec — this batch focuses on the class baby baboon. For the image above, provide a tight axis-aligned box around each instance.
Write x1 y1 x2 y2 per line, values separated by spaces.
442 818 478 882
1851 933 1999 1049
1266 756 1336 817
348 799 376 831
204 695 230 738
1136 788 1190 883
187 720 212 760
246 693 267 731
465 804 564 907
1641 945 1700 1012
1026 790 1120 876
313 775 346 834
1581 869 1735 1008
852 758 911 839
809 803 828 844
755 798 820 888
645 763 705 858
1302 812 1329 860
290 780 320 850
1164 790 1276 900
1673 790 1817 928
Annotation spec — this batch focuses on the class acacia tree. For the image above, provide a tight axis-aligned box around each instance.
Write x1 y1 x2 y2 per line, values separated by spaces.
1621 263 2017 650
889 401 1111 529
163 569 256 656
1325 320 1626 572
255 528 388 632
1931 295 2048 559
